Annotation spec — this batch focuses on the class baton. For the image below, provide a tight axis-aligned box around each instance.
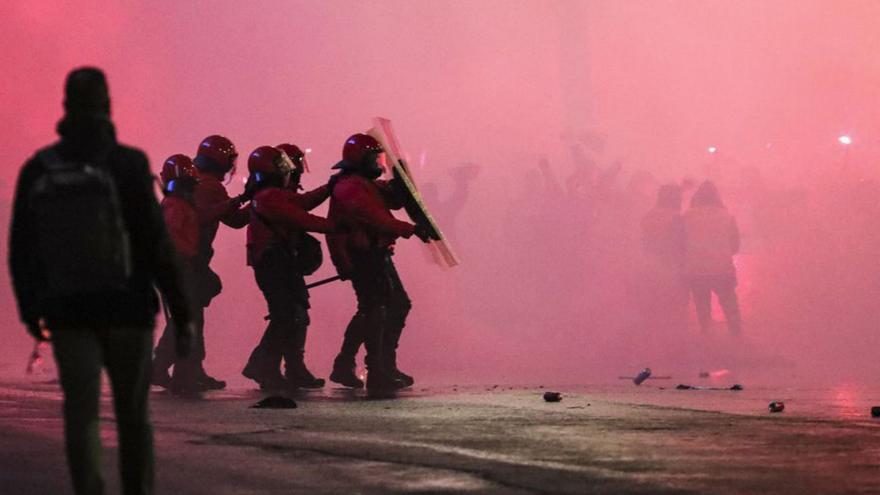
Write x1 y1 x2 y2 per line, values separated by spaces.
263 275 345 320
306 275 342 289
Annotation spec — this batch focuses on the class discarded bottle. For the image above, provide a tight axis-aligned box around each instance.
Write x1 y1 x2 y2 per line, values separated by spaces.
543 391 562 402
871 406 880 418
768 401 785 413
633 368 652 385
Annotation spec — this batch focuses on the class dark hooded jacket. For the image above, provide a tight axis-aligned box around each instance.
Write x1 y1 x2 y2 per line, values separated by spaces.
8 114 191 328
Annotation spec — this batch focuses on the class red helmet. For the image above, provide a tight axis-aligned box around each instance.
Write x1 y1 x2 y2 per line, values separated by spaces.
160 154 198 188
248 145 293 181
342 133 383 164
195 135 238 174
276 143 308 173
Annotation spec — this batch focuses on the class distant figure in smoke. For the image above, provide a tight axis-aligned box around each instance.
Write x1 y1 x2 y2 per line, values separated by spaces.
640 184 687 333
152 135 250 392
8 67 192 495
683 181 742 333
241 144 334 390
326 134 433 391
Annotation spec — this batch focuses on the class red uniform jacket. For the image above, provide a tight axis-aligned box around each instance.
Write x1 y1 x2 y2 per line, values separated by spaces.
247 185 334 266
161 195 199 261
193 172 249 264
326 174 415 275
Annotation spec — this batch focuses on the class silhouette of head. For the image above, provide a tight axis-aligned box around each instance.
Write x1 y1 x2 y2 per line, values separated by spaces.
690 180 724 208
63 67 110 117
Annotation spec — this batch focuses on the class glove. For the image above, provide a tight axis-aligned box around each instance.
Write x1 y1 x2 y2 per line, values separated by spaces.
25 319 47 341
175 321 195 358
234 180 257 205
413 223 435 243
390 167 404 190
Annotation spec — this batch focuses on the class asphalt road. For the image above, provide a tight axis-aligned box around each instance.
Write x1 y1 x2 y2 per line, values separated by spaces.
2 380 879 494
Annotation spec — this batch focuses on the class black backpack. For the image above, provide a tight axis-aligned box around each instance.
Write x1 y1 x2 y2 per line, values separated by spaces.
295 232 323 276
252 206 323 276
28 147 133 298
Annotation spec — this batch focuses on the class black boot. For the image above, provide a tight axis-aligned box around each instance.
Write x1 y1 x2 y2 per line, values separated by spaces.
365 368 406 391
390 368 414 388
170 362 203 396
330 356 364 388
150 366 172 389
288 363 325 389
242 361 285 390
151 323 177 388
197 369 227 390
283 319 324 389
384 351 414 387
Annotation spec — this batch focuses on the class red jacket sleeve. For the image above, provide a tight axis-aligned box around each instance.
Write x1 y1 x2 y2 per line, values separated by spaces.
334 179 414 238
295 184 330 211
256 190 334 234
194 179 249 229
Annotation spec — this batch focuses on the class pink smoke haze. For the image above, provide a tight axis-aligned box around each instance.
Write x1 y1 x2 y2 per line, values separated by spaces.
2 1 879 387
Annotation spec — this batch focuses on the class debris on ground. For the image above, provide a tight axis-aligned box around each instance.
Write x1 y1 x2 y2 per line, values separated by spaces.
675 384 743 391
251 396 298 409
633 368 652 385
543 391 562 402
768 401 785 413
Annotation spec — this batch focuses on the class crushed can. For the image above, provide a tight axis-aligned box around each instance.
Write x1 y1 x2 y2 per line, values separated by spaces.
633 368 652 385
768 401 785 413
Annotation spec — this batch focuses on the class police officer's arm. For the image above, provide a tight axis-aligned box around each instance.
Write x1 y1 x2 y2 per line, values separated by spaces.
128 150 192 327
334 179 415 238
259 191 334 234
222 202 250 228
296 184 330 211
194 180 249 229
9 158 44 331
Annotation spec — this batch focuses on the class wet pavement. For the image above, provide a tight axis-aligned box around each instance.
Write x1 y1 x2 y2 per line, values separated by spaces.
2 379 880 494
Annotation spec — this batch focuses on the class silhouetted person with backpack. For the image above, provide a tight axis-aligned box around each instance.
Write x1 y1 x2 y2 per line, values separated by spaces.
8 67 192 495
